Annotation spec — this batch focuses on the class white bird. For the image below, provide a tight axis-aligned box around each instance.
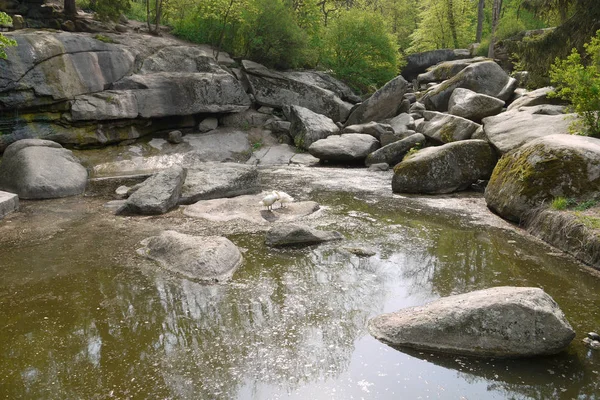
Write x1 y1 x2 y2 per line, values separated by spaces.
259 192 279 210
273 190 294 208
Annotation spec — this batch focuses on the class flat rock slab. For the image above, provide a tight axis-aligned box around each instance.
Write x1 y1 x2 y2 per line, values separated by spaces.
266 223 344 247
368 286 575 358
184 192 320 225
249 144 298 165
0 191 19 219
179 163 260 205
137 230 243 282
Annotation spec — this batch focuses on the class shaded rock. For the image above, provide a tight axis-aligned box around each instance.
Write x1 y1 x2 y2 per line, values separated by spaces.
368 286 575 358
379 129 417 147
266 223 344 247
137 230 242 282
221 109 272 129
402 49 471 81
167 130 183 144
345 75 410 125
392 140 497 194
0 190 19 219
198 117 218 133
485 134 600 222
343 121 394 139
242 60 353 122
365 133 426 167
387 113 416 135
309 134 380 162
448 88 505 122
417 57 488 85
0 139 87 199
118 165 186 215
288 105 340 150
179 162 259 205
264 119 291 134
283 70 362 103
506 87 566 111
419 111 481 143
421 61 517 111
482 108 575 155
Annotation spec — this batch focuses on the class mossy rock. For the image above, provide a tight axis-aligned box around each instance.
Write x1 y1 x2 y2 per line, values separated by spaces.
485 134 600 223
392 139 497 194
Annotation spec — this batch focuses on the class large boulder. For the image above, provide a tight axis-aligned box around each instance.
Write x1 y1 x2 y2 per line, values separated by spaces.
386 113 416 135
482 108 575 155
419 111 481 143
288 105 340 150
417 57 488 85
485 134 600 222
179 163 260 205
343 121 394 140
118 165 187 215
283 70 362 104
345 75 410 125
368 286 575 358
308 134 380 162
421 61 517 111
365 133 426 167
448 88 505 122
401 49 471 81
137 230 243 282
242 60 353 122
266 224 344 247
392 140 497 194
506 86 566 111
0 139 87 199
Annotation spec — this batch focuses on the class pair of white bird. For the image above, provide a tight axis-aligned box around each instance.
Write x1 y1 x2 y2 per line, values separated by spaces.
259 190 294 210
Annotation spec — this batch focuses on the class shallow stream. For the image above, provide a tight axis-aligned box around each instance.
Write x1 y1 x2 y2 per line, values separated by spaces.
1 167 599 399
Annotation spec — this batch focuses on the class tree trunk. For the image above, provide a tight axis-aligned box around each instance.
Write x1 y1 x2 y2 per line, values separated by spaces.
488 0 503 58
476 0 485 42
64 0 77 17
447 0 459 48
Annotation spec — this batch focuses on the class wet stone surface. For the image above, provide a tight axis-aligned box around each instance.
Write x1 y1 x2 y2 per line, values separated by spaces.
1 166 599 399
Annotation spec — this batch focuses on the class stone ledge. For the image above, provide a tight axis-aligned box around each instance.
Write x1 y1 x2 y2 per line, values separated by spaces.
0 190 19 219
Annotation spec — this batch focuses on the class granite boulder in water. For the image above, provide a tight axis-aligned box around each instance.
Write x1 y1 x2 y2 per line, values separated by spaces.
368 286 575 358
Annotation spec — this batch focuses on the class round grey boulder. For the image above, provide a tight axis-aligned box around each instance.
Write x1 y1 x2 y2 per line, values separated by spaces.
309 134 380 162
0 139 88 199
448 88 505 122
368 286 575 358
137 230 243 282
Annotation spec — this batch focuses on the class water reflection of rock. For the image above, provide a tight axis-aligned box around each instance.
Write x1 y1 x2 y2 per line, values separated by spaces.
396 347 599 400
146 241 392 398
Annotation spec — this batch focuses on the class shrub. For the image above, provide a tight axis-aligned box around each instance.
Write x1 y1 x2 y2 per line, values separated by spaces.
321 9 399 94
0 12 17 60
550 30 600 138
551 197 569 210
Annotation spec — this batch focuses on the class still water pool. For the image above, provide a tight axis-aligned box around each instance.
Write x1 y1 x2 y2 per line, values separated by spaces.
1 186 599 399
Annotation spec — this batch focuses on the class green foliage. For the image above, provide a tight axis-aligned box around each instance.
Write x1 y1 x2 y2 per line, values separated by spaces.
550 30 600 137
550 196 597 211
0 12 17 60
551 196 570 210
574 199 599 211
81 0 131 21
125 1 147 22
93 34 115 43
321 9 399 93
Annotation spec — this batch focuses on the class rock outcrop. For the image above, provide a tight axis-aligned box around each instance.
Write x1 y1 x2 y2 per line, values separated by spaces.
482 108 575 155
345 75 410 126
421 61 517 111
308 134 380 162
288 105 340 150
137 230 243 282
392 140 497 194
266 224 344 247
368 286 575 358
448 88 505 122
485 134 600 222
0 139 87 199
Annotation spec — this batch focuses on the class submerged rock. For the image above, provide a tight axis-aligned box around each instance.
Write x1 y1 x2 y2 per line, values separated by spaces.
485 134 600 222
392 140 497 194
118 165 186 215
368 286 575 358
266 223 344 247
0 139 88 199
137 230 242 282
